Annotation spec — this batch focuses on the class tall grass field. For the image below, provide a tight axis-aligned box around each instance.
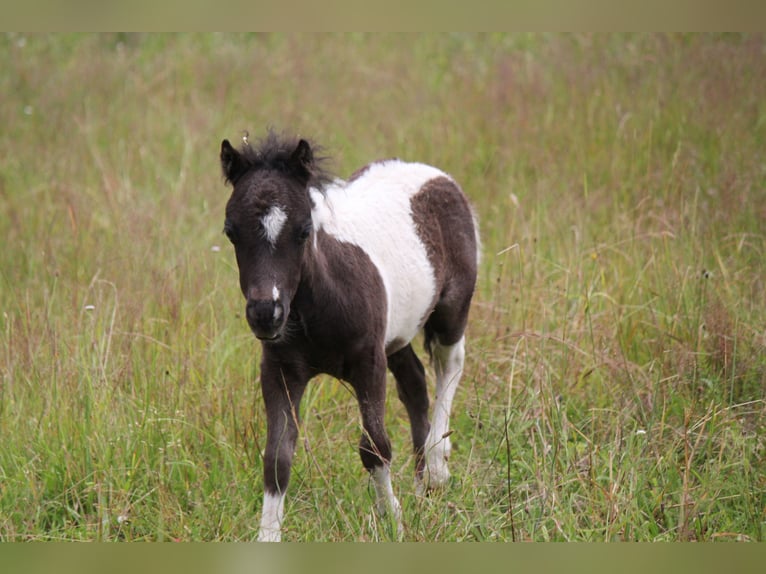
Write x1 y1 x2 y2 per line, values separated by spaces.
1 33 764 541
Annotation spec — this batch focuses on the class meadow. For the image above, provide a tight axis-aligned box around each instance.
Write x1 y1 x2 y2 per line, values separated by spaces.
0 33 764 541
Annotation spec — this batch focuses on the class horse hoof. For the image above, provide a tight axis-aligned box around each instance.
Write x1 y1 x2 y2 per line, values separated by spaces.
416 461 451 495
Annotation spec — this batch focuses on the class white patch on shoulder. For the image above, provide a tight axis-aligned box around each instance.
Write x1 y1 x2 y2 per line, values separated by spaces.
261 206 287 247
311 161 445 348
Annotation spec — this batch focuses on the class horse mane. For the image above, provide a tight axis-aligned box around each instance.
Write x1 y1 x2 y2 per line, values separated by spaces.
235 129 335 189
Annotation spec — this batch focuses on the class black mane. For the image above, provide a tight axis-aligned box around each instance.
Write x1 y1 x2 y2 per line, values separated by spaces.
231 129 334 189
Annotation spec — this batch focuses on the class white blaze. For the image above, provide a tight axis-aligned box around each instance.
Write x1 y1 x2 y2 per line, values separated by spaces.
262 206 287 247
272 285 282 321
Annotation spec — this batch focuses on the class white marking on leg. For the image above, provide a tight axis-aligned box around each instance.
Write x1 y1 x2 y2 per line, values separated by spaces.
258 490 286 542
422 335 465 490
371 465 403 537
261 206 287 247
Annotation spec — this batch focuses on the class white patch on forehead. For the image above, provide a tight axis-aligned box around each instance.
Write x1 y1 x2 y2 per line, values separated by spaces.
261 206 287 246
272 285 280 301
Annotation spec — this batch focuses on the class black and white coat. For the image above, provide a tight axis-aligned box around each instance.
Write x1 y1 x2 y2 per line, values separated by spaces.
221 133 479 541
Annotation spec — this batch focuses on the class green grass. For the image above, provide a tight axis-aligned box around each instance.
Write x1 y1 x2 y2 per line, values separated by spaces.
1 33 764 541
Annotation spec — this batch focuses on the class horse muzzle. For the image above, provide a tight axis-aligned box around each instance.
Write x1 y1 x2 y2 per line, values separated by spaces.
246 298 287 341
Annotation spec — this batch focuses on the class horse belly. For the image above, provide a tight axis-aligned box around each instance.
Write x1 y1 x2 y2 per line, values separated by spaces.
374 232 436 353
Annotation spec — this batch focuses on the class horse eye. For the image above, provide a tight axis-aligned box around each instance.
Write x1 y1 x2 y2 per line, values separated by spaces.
298 222 312 243
223 221 237 244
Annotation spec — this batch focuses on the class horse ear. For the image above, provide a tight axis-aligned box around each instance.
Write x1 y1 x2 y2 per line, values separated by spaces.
289 139 313 183
220 139 247 184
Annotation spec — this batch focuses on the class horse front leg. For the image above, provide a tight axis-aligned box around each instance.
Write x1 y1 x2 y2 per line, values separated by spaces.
258 356 308 542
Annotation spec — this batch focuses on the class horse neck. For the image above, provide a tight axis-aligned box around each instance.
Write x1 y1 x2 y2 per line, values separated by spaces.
300 187 337 292
297 185 354 307
296 232 335 306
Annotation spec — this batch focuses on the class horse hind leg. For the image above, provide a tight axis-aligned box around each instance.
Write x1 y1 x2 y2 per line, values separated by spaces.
420 289 473 492
412 177 478 493
421 333 465 492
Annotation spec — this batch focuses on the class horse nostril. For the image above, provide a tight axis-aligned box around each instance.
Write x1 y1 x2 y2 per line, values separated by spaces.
247 299 284 328
245 300 257 325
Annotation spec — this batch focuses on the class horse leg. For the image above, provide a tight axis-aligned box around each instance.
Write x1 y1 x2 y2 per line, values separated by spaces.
387 344 430 480
258 357 308 542
352 351 402 536
422 334 465 491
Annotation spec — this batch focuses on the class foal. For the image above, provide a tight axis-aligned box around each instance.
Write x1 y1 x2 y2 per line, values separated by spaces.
220 131 478 541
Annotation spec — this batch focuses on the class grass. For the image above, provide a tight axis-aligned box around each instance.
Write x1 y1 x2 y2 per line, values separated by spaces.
0 33 764 541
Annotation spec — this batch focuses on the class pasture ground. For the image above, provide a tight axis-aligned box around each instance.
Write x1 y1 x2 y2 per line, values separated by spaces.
1 33 764 541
